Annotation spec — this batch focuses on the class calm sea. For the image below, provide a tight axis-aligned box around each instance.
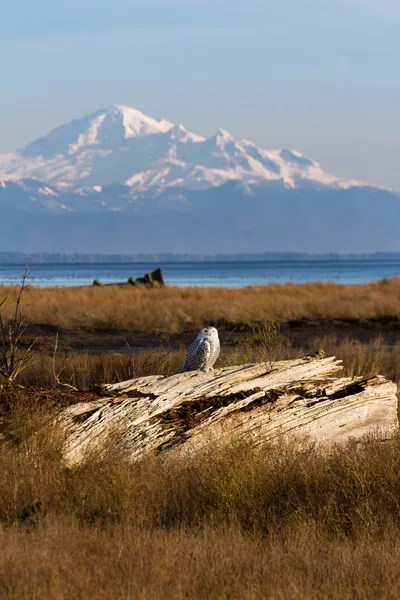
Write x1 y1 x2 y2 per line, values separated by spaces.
0 260 400 288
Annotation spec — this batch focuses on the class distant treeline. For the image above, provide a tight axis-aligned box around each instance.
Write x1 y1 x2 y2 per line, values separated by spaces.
0 252 400 264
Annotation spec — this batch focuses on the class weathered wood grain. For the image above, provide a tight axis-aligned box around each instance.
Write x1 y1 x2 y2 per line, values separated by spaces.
58 357 398 467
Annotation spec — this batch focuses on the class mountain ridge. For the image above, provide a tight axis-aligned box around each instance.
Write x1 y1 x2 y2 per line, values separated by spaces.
0 105 399 254
0 104 371 194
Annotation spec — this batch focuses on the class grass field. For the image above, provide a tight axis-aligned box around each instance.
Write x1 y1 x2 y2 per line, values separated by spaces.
1 278 400 333
9 334 400 392
1 280 400 598
1 407 400 599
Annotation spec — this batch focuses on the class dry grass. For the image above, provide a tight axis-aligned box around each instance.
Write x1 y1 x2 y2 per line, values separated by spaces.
2 520 400 600
2 405 400 599
14 348 185 388
9 334 400 390
1 278 400 333
2 279 400 597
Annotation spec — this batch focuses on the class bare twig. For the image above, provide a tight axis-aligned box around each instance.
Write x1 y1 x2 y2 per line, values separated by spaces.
221 327 238 347
122 338 137 380
52 332 78 391
0 268 39 384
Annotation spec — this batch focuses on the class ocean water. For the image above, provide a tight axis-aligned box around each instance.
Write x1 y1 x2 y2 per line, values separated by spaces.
0 260 400 288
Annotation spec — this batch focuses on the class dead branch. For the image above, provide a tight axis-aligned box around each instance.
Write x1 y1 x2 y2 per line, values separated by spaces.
0 268 38 384
52 332 78 391
58 357 398 468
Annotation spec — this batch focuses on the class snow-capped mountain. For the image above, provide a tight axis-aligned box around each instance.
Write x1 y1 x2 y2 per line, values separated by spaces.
1 105 399 254
0 104 365 194
0 179 66 211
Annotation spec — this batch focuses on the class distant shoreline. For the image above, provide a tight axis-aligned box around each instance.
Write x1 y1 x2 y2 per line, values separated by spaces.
1 252 400 265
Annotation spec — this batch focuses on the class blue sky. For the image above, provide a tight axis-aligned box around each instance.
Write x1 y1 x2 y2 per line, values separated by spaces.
1 0 400 187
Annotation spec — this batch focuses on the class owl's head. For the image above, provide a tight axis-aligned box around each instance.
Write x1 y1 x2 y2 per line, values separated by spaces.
198 324 219 341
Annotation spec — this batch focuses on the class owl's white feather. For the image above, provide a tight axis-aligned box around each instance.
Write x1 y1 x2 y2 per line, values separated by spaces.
177 326 220 373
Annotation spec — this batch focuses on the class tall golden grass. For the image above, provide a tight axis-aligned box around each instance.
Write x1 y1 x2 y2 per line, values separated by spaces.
1 402 400 599
11 335 400 390
1 280 400 597
2 519 400 599
1 278 400 333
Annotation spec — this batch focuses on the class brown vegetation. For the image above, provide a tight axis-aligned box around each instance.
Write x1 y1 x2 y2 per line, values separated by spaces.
1 280 400 598
0 270 38 383
9 335 400 392
1 402 400 599
1 278 400 334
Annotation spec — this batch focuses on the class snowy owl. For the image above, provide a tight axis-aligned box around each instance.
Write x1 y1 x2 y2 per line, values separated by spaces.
177 325 220 373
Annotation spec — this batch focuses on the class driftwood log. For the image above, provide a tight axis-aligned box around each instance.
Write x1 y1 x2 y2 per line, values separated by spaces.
59 357 398 467
92 267 165 287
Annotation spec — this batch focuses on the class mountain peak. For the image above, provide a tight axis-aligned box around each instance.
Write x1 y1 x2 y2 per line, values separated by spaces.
20 105 175 159
278 149 315 168
1 103 373 192
214 128 235 142
168 123 205 143
105 105 174 138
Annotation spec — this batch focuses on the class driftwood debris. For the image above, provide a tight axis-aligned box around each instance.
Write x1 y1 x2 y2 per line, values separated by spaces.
59 357 398 467
93 267 165 288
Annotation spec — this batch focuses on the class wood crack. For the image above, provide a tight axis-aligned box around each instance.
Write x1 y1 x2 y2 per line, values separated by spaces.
57 358 398 467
